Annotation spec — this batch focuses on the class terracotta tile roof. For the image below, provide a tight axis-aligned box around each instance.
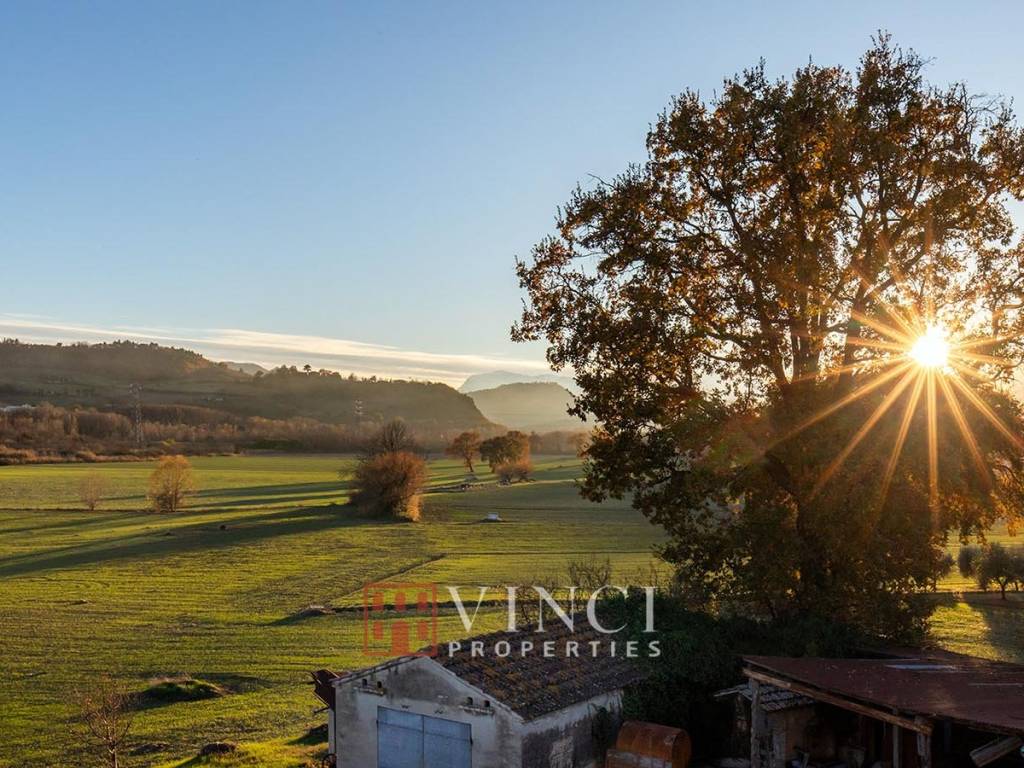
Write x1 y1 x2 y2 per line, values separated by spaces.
433 617 646 721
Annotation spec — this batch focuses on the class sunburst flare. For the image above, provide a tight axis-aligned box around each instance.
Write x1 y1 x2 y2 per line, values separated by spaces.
782 306 1021 511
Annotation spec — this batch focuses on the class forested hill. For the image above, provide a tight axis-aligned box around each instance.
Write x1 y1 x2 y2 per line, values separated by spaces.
0 340 492 432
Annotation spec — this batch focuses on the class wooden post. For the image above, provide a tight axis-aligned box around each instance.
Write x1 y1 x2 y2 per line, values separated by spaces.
893 721 902 768
916 718 932 768
751 679 766 768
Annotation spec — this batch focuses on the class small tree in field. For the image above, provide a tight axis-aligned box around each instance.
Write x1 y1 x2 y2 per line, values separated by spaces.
977 544 1022 599
446 431 481 474
958 546 981 580
147 455 195 513
959 544 1024 599
479 431 530 472
75 675 135 768
351 451 427 520
79 472 107 512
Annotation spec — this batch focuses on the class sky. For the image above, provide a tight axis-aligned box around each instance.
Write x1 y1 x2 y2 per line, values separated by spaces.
2 1 1023 386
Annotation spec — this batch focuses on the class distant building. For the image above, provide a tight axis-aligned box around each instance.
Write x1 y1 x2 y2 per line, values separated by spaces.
313 621 644 768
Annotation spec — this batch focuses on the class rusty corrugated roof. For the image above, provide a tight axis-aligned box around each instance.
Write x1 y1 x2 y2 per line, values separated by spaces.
744 655 1024 736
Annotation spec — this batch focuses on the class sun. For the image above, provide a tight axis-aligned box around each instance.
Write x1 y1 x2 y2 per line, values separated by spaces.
909 325 950 369
771 299 1023 512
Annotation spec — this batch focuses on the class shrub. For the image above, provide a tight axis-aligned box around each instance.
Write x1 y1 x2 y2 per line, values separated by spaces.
567 554 614 596
79 472 107 512
351 450 426 520
496 459 533 484
147 455 196 513
75 674 136 768
958 545 981 578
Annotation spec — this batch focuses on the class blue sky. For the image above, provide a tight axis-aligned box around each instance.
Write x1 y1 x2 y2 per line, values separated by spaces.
2 1 1022 384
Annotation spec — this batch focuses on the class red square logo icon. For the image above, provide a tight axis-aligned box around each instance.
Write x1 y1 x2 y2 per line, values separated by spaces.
362 582 438 658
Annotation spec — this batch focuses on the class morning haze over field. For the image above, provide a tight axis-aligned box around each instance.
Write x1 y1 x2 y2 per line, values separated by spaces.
5 3 1024 768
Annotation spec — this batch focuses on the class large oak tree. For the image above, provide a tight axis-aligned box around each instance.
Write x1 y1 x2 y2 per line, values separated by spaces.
515 38 1024 638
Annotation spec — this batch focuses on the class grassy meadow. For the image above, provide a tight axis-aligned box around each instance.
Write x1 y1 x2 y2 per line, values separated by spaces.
0 455 665 767
1 454 1022 767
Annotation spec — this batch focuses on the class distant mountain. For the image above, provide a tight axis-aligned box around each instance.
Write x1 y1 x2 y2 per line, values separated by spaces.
0 340 492 432
220 361 270 375
466 382 584 433
459 370 577 394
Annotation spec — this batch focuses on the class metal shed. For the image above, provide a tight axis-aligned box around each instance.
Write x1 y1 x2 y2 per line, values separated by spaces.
742 654 1024 768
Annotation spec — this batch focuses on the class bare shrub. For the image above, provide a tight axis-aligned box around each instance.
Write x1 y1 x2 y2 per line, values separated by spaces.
79 472 108 512
366 419 418 455
506 577 563 627
351 450 426 520
147 455 196 513
567 555 614 597
75 675 136 768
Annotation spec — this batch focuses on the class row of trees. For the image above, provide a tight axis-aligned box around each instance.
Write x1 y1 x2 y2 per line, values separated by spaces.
959 544 1024 599
445 429 535 482
0 402 588 465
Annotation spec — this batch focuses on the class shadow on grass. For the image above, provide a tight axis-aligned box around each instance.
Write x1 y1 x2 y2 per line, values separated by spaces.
0 505 381 578
98 480 352 509
0 511 137 535
191 481 348 500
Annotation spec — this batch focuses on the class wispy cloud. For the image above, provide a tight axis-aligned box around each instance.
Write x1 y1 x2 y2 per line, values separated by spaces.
0 316 552 387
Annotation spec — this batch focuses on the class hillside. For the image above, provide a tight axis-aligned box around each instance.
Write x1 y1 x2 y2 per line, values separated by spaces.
466 382 584 432
221 361 271 375
0 340 492 433
459 370 577 393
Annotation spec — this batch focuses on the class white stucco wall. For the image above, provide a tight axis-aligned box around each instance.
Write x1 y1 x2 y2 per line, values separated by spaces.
332 657 524 768
520 691 623 768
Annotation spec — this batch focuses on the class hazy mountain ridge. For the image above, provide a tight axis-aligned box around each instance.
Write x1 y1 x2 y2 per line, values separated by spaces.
459 370 577 393
466 382 585 433
220 361 271 375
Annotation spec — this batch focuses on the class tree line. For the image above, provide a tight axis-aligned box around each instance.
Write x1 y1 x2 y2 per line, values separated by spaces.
0 403 587 464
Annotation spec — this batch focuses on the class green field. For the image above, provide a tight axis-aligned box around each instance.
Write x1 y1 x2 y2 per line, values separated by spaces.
1 455 1021 767
0 455 666 767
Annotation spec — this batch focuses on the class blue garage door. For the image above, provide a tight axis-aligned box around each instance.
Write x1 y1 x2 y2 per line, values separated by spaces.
378 707 471 768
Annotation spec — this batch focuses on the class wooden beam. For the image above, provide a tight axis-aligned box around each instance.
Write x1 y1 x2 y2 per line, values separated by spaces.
743 668 933 735
750 679 766 768
971 736 1023 767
